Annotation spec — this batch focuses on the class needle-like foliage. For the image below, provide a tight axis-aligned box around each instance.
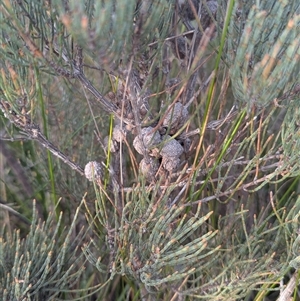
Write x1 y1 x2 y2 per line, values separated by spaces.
0 201 86 300
1 0 300 300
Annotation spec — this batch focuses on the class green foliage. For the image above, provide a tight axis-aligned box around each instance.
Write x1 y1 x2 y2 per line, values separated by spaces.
80 184 300 300
83 189 219 293
0 0 300 300
228 0 300 108
0 201 86 301
281 99 300 177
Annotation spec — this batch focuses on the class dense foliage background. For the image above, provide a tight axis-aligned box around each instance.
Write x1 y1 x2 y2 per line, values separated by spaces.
1 0 300 300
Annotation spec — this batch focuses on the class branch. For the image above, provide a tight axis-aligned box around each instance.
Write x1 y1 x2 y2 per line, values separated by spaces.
0 100 84 176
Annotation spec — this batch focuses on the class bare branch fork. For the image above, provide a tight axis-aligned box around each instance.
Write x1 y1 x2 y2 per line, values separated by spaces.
45 43 135 126
0 100 85 176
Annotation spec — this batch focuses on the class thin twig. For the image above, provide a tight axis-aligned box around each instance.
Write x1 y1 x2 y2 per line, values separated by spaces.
0 201 31 225
0 100 85 176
